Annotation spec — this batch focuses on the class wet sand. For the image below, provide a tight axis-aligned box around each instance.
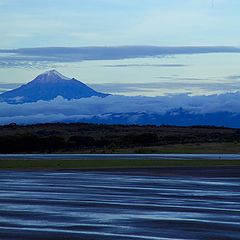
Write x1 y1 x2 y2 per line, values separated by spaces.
0 168 240 240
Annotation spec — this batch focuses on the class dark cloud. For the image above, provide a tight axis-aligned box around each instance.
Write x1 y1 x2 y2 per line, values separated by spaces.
0 46 240 64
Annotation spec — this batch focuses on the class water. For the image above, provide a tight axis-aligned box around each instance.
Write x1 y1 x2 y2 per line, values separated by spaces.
0 169 240 240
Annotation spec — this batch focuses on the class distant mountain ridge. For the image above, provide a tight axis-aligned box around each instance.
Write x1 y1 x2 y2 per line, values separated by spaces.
0 70 109 103
51 110 240 128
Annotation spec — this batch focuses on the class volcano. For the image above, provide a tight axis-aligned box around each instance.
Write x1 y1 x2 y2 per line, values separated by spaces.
0 70 109 104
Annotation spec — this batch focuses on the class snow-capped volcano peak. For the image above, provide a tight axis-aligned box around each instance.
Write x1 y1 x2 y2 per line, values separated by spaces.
34 69 71 83
0 70 109 104
40 69 70 80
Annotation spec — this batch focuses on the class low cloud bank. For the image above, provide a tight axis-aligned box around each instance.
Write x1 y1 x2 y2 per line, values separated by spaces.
0 92 240 125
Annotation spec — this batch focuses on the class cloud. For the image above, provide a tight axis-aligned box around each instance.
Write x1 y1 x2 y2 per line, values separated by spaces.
154 76 206 81
0 92 240 125
226 75 240 80
0 46 240 66
0 60 66 69
0 83 22 90
0 83 22 94
0 83 20 89
102 64 187 68
90 81 240 94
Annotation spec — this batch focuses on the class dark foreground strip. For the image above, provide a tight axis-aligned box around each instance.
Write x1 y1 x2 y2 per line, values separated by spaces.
1 159 240 170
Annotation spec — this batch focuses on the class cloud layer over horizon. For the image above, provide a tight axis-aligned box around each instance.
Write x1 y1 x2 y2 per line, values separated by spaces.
1 92 240 125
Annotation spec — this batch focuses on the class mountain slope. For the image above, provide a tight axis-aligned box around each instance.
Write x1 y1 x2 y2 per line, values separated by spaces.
0 70 109 103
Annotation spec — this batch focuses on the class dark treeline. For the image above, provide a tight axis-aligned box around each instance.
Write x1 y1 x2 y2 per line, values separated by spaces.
0 123 240 153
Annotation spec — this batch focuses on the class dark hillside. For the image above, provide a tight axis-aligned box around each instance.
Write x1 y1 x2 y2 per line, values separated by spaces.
0 123 239 153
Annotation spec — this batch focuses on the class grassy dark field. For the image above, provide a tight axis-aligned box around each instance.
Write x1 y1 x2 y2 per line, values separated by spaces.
119 142 240 154
0 123 240 153
1 159 240 170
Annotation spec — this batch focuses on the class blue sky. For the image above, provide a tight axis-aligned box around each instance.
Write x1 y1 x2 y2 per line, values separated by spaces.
1 0 240 47
0 0 240 96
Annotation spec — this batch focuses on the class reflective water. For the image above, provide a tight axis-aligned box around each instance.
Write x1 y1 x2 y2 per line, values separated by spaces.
0 169 240 240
